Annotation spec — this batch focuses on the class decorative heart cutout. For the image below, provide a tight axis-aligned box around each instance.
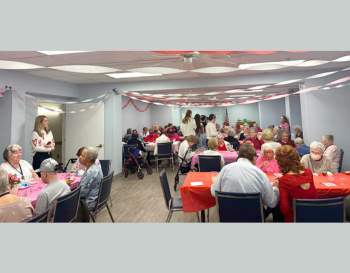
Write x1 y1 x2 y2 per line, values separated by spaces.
32 139 37 146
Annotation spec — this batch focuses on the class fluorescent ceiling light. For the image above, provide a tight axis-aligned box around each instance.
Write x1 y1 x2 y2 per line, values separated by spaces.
38 108 62 114
225 90 263 93
203 92 222 95
248 85 271 90
141 93 153 96
229 95 255 97
38 51 91 55
0 60 43 69
153 102 165 105
152 94 166 97
164 94 182 96
50 65 118 73
185 94 200 96
239 60 305 69
131 92 140 95
106 72 162 79
140 100 150 103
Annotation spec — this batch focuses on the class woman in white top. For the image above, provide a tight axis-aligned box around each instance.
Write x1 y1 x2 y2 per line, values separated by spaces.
206 114 219 140
178 135 201 163
194 114 206 150
0 144 39 183
180 110 196 137
31 115 55 177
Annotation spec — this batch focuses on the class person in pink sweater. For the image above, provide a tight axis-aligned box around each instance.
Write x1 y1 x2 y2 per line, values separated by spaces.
256 144 281 173
279 116 290 136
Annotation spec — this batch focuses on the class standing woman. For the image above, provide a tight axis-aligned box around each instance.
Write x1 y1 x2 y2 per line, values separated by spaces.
31 115 55 177
279 116 291 138
194 114 206 149
180 110 196 138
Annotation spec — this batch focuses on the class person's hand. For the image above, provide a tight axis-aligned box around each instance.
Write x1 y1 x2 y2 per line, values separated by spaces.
261 161 270 168
257 135 261 140
272 180 279 188
50 146 55 152
44 144 51 148
230 148 235 152
195 149 201 153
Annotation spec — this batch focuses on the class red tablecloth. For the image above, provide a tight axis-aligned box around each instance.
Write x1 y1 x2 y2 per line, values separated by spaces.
191 151 238 167
17 173 81 208
180 172 350 213
180 172 216 213
266 173 350 199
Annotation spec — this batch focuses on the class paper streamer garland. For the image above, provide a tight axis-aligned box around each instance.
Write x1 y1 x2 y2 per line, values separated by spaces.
122 98 151 112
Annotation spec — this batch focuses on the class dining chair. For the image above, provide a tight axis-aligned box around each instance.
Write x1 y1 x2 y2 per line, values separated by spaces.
99 159 113 207
338 149 344 173
293 197 345 222
159 169 200 223
89 172 115 223
156 142 174 172
27 210 49 223
215 191 265 222
123 144 138 166
198 155 221 172
51 186 81 223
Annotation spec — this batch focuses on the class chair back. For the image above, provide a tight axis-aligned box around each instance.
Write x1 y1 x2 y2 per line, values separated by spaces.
157 142 173 159
230 142 239 150
124 144 138 158
215 191 264 222
99 159 111 177
293 197 345 222
94 171 114 212
27 210 49 223
52 187 81 223
338 149 344 173
198 155 221 172
159 169 172 209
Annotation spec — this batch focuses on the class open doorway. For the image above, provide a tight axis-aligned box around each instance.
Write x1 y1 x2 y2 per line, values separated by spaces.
38 103 63 165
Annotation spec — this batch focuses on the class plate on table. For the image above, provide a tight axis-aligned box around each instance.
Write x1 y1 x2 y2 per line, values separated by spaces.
342 171 350 175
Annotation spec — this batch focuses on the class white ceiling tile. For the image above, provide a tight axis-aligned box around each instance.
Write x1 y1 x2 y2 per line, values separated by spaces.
0 51 44 58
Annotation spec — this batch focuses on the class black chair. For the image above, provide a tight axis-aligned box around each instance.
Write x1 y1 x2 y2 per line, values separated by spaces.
229 141 239 151
156 142 174 172
215 191 265 222
338 149 344 173
27 210 49 223
159 169 199 223
51 187 81 223
99 159 113 207
198 155 221 172
293 197 345 223
123 144 138 166
89 171 115 223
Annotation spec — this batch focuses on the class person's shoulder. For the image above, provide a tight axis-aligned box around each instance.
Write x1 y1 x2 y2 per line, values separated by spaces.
301 154 310 161
32 131 39 136
19 197 34 207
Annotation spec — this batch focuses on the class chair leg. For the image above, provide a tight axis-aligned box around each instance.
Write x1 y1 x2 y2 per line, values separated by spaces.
172 156 174 171
106 204 115 223
207 209 210 223
196 211 200 223
109 197 113 207
166 210 173 223
89 212 96 223
156 158 158 172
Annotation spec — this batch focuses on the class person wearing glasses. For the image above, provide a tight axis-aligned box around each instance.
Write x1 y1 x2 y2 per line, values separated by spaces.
211 144 280 220
300 141 338 173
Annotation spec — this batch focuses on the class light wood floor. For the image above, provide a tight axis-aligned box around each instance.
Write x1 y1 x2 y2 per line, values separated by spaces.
95 161 274 223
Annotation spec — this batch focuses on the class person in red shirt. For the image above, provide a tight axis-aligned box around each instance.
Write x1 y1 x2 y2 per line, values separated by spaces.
246 127 264 150
217 134 235 152
253 123 263 132
143 129 159 143
275 145 317 222
277 130 296 148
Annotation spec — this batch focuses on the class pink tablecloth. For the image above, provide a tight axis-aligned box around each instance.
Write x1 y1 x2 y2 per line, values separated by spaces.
191 151 239 167
17 173 81 208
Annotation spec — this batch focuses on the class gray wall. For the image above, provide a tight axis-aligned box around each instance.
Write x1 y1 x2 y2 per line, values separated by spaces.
258 98 286 130
227 103 260 126
286 95 302 136
150 104 172 129
0 91 13 158
301 70 350 171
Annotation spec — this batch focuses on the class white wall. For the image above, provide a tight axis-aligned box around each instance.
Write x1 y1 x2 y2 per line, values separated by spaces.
150 104 172 129
301 70 350 171
286 95 302 136
258 98 286 130
0 91 13 158
227 103 260 126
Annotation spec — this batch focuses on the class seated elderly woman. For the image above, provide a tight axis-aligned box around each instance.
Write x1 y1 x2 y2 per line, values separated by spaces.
224 129 239 150
300 141 338 173
216 123 221 132
253 123 262 132
126 129 138 142
239 126 249 140
260 129 281 155
275 145 317 222
0 169 34 222
77 147 103 211
322 135 341 169
273 126 282 142
123 128 132 142
256 144 280 173
178 135 201 167
217 134 235 152
246 127 264 150
71 147 101 173
294 138 310 157
294 125 303 139
0 144 39 182
268 125 275 132
277 130 296 148
203 139 225 170
222 126 229 138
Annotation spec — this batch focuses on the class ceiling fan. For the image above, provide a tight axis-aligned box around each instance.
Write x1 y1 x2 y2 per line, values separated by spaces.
151 51 238 67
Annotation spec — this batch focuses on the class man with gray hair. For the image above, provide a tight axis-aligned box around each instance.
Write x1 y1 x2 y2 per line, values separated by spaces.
300 141 338 173
34 158 71 216
294 137 310 157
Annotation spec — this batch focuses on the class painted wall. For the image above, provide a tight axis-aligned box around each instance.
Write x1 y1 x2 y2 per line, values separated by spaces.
227 103 260 127
0 91 13 159
286 95 302 137
150 104 172 129
258 98 286 130
301 70 350 171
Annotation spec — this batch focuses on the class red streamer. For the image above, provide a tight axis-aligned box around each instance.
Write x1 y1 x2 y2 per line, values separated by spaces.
122 98 150 112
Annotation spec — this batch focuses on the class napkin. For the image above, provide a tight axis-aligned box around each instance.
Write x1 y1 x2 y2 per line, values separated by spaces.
191 182 203 186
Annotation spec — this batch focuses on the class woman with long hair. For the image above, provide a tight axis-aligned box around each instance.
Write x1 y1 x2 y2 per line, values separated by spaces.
31 115 55 177
194 114 206 149
180 110 196 138
279 115 290 138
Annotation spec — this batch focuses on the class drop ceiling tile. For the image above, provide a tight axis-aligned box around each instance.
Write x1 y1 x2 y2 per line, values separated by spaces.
26 70 73 77
0 51 44 58
14 56 70 66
